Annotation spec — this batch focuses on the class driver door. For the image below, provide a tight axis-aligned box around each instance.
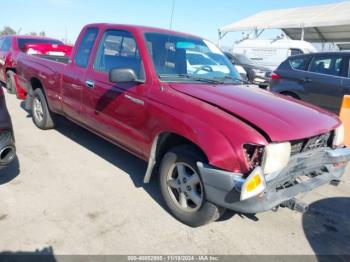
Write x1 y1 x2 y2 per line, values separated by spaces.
82 29 149 156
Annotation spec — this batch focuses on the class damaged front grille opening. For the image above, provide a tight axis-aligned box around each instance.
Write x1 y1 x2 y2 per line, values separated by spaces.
243 131 333 175
243 144 264 170
290 132 333 156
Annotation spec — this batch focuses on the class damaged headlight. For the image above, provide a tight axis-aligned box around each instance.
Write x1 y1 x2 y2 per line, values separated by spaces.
333 124 344 147
262 142 291 174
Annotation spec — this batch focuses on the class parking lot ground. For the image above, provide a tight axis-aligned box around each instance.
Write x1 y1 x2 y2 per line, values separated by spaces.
0 90 350 256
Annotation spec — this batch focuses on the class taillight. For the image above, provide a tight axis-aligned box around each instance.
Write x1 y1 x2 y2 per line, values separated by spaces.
271 72 281 80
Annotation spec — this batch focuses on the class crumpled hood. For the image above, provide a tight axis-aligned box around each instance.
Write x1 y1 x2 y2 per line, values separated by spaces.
170 83 340 142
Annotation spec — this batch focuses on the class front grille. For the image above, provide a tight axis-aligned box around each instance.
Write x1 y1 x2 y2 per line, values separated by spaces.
290 132 332 156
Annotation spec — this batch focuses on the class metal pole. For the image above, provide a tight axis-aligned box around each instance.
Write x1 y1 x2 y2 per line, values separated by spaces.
301 28 305 41
218 30 222 48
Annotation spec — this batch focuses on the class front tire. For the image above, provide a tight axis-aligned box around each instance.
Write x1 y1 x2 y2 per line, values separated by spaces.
159 145 223 227
32 88 55 130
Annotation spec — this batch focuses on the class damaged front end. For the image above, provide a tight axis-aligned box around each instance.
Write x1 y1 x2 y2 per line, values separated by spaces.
197 127 350 214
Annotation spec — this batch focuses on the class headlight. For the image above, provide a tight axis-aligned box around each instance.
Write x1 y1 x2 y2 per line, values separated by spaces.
333 124 344 147
262 142 291 174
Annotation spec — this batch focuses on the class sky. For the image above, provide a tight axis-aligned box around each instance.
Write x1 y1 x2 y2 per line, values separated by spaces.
0 0 346 47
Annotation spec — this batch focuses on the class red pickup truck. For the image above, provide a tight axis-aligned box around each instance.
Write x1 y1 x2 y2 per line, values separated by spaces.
0 35 71 99
15 24 350 226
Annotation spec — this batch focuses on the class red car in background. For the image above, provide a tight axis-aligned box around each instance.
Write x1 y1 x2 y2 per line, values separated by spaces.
0 35 71 98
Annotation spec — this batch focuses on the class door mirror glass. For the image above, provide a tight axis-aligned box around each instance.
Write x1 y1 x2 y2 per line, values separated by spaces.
109 68 139 83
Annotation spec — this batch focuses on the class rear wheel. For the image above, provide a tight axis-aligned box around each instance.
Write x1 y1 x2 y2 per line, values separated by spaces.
32 88 55 130
159 145 224 227
6 71 16 95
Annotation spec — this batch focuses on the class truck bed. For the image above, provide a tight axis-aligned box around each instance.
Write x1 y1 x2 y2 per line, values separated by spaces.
34 54 70 64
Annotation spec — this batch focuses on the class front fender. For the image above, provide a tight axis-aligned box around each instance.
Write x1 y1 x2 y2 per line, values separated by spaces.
143 99 268 183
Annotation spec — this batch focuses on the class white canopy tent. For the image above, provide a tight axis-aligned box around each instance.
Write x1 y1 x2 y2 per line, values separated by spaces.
219 1 350 49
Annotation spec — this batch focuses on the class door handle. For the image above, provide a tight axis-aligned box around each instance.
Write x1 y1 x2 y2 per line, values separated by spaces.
302 78 312 84
85 80 95 89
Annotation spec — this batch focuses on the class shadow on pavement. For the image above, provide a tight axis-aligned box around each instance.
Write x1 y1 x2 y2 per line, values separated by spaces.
0 246 56 262
0 157 20 185
53 116 167 211
303 197 350 258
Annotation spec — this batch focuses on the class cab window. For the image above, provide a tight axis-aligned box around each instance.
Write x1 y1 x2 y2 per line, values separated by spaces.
290 48 303 56
93 30 144 80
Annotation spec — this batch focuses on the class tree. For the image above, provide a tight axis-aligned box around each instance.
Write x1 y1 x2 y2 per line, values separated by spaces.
39 31 46 37
29 32 38 36
0 26 16 36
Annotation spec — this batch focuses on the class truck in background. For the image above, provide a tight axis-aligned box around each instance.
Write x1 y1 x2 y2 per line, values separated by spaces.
232 37 317 71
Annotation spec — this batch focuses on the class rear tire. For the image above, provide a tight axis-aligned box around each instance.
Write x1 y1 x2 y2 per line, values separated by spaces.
159 145 224 227
32 88 55 130
6 71 16 95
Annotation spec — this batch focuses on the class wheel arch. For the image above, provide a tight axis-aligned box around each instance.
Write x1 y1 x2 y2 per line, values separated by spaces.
24 77 47 111
5 67 16 74
280 91 301 99
144 132 209 183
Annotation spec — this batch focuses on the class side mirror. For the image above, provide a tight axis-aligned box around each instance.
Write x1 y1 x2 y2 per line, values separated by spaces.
109 68 139 83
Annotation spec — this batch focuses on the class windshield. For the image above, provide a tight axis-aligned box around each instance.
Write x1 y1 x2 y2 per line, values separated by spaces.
18 38 64 50
234 53 256 66
145 33 241 83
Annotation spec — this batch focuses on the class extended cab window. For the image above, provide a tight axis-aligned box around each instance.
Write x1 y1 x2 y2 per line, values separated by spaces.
1 37 11 52
75 28 99 68
94 30 144 80
309 56 344 77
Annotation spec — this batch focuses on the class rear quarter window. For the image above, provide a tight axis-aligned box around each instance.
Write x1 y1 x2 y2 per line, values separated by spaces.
289 56 309 71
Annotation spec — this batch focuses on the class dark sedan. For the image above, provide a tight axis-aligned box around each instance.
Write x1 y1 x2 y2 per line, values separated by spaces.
270 52 350 114
0 87 16 168
224 52 271 88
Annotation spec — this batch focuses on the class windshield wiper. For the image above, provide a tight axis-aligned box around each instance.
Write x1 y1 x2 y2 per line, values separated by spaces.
159 74 225 84
218 75 250 85
177 74 222 84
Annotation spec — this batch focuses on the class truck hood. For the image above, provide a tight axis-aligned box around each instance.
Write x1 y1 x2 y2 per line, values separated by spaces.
170 83 340 142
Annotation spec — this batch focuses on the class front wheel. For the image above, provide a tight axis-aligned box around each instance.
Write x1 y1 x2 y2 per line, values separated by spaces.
32 88 55 130
159 145 224 227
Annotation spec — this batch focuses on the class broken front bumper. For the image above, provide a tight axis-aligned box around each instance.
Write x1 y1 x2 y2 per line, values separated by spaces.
198 147 350 214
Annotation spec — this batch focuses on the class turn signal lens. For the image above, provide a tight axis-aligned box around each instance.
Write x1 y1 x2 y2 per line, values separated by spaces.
246 175 262 192
240 167 266 201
